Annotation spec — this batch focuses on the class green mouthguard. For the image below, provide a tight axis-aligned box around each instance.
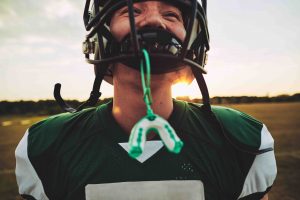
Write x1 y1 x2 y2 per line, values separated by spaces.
128 49 184 158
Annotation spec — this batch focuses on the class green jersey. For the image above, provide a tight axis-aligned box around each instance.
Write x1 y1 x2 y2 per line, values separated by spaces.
15 100 276 200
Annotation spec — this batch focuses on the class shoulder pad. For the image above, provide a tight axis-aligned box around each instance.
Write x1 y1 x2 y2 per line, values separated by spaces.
28 107 98 157
211 106 273 154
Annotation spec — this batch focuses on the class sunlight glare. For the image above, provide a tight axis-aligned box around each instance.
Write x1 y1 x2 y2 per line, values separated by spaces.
172 82 196 98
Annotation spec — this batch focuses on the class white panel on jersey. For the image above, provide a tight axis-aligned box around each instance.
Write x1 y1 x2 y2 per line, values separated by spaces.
86 180 205 200
238 124 277 199
15 129 49 200
260 124 274 150
119 140 163 163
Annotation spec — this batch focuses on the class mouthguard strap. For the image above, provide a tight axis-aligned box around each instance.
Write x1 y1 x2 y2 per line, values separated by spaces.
128 49 184 159
140 49 154 118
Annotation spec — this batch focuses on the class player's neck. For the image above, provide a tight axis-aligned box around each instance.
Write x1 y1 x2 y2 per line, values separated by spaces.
112 81 173 136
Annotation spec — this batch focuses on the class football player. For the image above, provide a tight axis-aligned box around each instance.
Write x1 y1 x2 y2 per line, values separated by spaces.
15 0 276 199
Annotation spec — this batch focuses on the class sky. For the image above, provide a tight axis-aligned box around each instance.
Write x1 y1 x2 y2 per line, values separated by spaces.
0 0 299 101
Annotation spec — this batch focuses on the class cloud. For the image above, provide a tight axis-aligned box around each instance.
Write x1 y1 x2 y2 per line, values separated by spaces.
0 0 103 100
1 0 300 100
43 0 81 20
0 1 18 17
0 0 86 65
0 0 85 38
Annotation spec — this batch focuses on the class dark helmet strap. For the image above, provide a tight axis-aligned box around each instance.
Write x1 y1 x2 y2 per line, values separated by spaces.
54 64 107 113
53 77 101 113
54 83 77 113
75 63 109 112
191 67 211 112
74 75 103 112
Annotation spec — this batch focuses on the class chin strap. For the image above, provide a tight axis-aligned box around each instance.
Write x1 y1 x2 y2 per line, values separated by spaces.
54 77 101 113
191 66 211 112
128 49 184 158
54 65 108 113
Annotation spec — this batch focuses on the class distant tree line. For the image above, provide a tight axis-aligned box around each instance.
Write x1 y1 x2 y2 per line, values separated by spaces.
0 98 112 116
0 93 299 115
177 93 300 104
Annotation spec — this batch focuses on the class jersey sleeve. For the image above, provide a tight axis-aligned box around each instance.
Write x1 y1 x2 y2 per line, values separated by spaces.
15 108 99 199
237 124 277 199
212 106 277 199
15 129 49 200
15 112 74 199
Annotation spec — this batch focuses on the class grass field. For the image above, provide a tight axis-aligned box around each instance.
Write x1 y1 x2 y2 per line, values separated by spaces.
0 102 299 200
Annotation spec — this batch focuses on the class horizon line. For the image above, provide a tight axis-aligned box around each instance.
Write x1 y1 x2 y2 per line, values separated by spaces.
1 92 299 102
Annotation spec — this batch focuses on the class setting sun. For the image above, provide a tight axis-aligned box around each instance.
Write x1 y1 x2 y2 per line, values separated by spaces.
172 82 198 99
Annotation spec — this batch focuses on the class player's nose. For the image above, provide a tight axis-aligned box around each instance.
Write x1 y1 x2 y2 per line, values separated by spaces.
137 11 166 30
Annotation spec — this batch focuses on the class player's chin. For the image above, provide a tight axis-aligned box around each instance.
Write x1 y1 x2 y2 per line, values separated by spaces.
150 66 194 85
171 66 194 84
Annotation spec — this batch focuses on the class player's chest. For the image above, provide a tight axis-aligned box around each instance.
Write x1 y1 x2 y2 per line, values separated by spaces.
54 138 240 199
62 140 200 183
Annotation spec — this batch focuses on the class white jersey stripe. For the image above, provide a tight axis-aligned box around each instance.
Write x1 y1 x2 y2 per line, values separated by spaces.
260 124 275 150
119 141 163 163
15 129 49 200
238 124 277 199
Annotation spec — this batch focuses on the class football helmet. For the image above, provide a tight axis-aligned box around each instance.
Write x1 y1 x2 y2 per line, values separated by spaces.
54 0 211 112
53 0 270 156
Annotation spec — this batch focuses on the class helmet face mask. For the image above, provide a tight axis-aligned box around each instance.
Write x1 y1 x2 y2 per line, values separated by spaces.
53 0 211 113
108 27 186 73
83 0 210 75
